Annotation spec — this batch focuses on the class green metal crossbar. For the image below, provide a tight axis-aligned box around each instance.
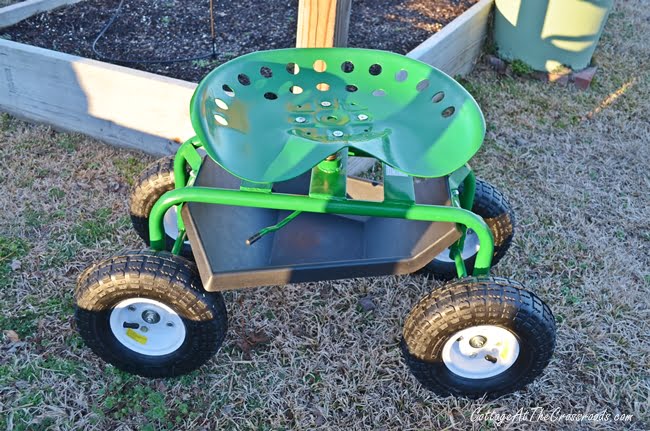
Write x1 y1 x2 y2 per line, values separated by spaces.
148 183 494 275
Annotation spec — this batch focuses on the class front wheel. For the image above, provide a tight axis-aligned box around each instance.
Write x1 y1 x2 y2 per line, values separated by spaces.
129 156 193 259
74 250 228 377
422 178 515 279
401 276 556 398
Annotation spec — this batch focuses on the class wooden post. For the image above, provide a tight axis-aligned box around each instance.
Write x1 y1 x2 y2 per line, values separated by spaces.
296 0 352 48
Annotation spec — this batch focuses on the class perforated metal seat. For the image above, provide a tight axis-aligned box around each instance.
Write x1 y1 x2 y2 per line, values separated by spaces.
190 48 486 183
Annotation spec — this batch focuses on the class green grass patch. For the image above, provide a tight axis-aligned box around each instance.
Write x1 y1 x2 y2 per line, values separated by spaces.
0 309 39 339
0 235 29 262
511 59 533 76
56 134 82 153
84 161 102 170
24 206 66 230
48 187 66 200
24 207 49 229
114 156 147 187
455 76 479 97
560 285 582 306
27 293 75 317
0 112 17 132
40 239 80 269
72 207 121 246
99 376 184 429
41 356 84 378
0 364 13 385
10 356 86 383
0 235 29 285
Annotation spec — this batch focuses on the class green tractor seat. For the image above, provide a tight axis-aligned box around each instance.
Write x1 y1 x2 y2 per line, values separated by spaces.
190 48 486 183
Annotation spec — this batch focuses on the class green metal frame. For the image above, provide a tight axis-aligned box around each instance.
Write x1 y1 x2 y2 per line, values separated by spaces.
151 138 493 278
150 48 495 279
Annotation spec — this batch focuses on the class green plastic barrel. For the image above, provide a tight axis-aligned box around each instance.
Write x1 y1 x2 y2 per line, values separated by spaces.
494 0 613 72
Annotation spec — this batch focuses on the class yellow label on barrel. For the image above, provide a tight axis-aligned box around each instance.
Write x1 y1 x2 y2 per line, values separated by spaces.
126 328 147 345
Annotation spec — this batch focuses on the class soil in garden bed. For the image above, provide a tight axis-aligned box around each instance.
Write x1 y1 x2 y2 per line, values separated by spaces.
1 0 477 82
0 0 24 7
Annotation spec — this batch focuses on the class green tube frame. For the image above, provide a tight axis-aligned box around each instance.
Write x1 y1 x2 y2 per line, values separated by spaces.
150 139 494 276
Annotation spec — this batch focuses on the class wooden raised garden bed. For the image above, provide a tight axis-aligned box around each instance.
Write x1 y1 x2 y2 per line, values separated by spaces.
0 0 493 159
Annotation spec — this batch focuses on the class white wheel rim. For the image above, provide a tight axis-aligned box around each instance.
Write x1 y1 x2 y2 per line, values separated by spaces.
163 206 190 244
442 325 519 379
109 298 186 356
434 228 481 263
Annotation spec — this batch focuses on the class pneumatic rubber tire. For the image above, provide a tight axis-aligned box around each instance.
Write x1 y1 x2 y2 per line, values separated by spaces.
129 155 193 259
423 178 515 280
401 277 555 398
74 250 228 377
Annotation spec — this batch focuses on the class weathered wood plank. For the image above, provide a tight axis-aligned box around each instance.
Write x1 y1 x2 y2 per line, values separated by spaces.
0 40 196 155
408 0 493 76
297 0 352 48
0 0 83 29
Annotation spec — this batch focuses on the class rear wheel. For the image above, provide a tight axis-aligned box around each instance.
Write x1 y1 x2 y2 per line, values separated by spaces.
423 178 515 279
401 276 555 398
129 156 193 259
75 250 227 377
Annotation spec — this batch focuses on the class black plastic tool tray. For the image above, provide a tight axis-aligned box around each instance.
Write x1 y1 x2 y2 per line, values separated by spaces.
182 158 460 291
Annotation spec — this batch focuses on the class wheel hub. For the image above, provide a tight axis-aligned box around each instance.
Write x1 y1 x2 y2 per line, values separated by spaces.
434 228 481 263
163 206 190 245
469 335 487 348
442 325 520 379
141 309 161 324
109 298 186 356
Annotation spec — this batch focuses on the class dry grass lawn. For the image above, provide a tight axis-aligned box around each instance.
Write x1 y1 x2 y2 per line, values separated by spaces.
1 1 649 429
